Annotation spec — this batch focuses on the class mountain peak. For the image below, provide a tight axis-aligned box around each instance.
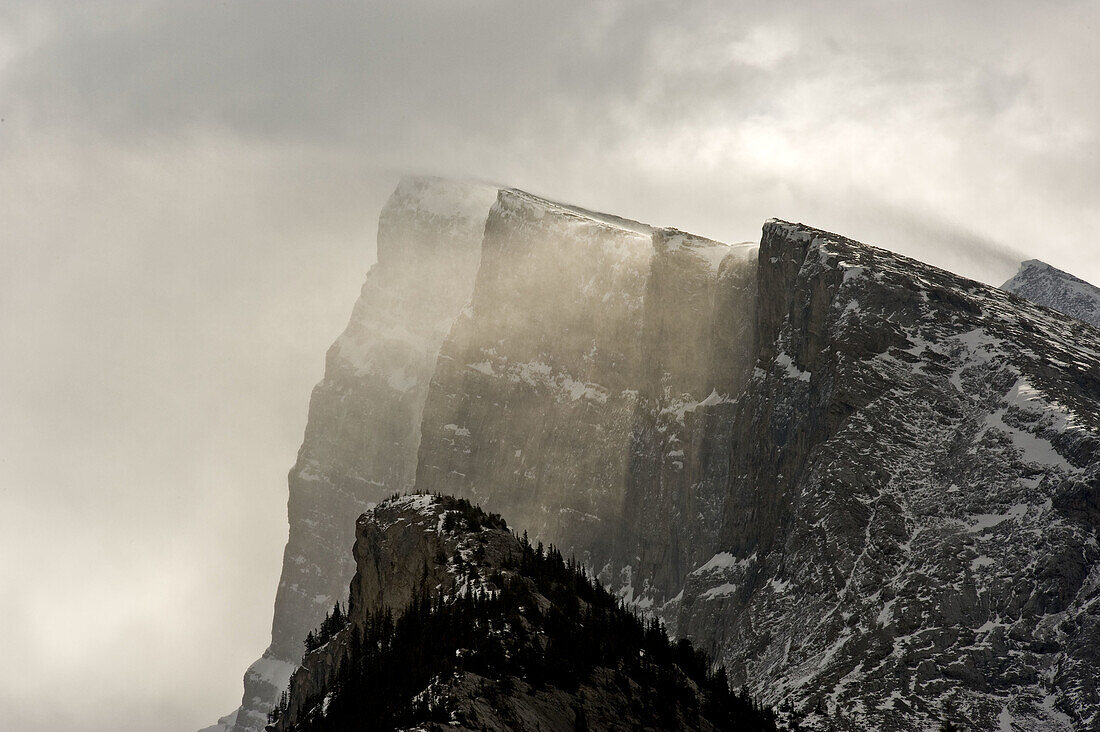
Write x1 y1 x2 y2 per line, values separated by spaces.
1002 258 1100 328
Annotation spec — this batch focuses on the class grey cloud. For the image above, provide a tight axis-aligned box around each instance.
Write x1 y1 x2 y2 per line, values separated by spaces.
5 1 645 146
2 2 1098 730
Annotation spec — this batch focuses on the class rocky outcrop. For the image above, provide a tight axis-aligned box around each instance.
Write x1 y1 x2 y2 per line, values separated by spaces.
223 177 498 732
272 494 773 732
273 494 520 726
674 221 1100 730
1002 259 1100 329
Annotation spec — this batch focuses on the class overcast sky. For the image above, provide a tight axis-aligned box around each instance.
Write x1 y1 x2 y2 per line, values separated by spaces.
2 1 1098 730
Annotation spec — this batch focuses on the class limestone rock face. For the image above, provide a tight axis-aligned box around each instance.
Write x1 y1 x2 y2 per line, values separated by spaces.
414 189 654 570
346 495 519 625
674 221 1100 730
413 191 760 607
227 177 497 732
616 229 758 604
214 181 1100 731
1003 259 1100 328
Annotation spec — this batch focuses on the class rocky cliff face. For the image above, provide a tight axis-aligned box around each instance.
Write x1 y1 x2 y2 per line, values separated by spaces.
215 179 1100 731
223 178 498 732
673 221 1100 729
616 230 758 604
414 190 759 606
1002 259 1100 328
413 188 656 570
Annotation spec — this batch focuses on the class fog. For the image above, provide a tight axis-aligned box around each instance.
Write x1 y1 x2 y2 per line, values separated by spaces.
1 1 1098 729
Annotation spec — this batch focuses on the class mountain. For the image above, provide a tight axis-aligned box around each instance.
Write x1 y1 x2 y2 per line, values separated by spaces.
268 494 776 732
671 222 1100 729
1002 259 1100 328
216 177 759 731
211 177 1100 731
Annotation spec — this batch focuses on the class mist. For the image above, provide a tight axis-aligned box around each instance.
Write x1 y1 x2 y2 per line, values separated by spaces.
2 1 1098 730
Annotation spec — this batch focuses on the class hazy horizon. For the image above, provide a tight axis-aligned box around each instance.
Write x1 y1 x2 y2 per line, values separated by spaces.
2 1 1099 730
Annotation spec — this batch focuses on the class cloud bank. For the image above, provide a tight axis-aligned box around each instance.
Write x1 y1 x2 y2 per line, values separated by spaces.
1 1 1097 729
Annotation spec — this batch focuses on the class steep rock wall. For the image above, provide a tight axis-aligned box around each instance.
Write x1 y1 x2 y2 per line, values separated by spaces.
675 221 1100 730
225 177 497 732
412 193 760 605
614 230 758 604
218 182 1100 731
413 189 655 569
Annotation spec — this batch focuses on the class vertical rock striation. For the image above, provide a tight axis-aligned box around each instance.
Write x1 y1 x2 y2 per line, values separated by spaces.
412 192 761 606
224 177 497 732
614 230 758 606
413 189 655 569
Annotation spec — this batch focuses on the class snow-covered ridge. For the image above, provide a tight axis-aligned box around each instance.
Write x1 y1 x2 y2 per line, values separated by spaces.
1002 258 1100 329
497 186 654 236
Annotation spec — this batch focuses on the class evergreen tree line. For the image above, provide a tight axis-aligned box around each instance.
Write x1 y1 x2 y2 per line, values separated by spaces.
437 494 509 533
276 527 778 731
381 492 509 534
266 690 290 725
304 602 348 654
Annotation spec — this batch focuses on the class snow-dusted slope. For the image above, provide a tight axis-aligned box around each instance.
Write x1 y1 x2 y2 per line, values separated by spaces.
674 221 1100 729
1003 259 1100 328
